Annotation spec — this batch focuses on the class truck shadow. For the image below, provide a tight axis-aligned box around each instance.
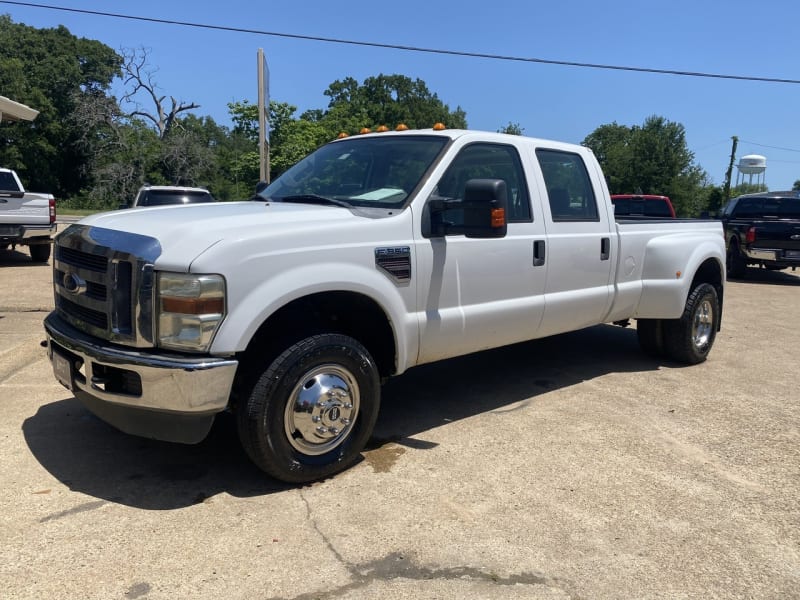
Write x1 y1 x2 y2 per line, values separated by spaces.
0 247 49 266
23 324 667 510
728 268 800 286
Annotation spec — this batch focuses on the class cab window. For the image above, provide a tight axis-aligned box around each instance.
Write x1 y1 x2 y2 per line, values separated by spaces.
536 149 599 222
434 143 531 223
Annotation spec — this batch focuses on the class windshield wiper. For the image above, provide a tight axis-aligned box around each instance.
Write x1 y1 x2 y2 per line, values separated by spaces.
277 194 353 209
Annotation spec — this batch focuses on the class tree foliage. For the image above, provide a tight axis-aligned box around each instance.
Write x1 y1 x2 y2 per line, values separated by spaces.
498 122 524 135
0 15 121 196
322 74 467 134
583 116 711 216
226 75 467 183
4 18 725 218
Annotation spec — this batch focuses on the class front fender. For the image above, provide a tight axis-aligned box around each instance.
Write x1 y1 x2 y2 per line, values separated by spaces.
210 261 418 374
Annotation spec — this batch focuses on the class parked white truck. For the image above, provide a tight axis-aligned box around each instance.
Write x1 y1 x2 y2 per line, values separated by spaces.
0 167 56 262
44 128 725 482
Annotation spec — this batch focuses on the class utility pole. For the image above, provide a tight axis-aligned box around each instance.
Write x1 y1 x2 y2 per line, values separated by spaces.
722 135 738 202
257 48 270 183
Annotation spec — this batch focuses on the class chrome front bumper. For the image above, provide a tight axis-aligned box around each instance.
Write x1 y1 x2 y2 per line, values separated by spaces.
44 312 238 443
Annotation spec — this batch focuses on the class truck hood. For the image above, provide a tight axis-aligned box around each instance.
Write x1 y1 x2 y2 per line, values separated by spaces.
77 201 365 270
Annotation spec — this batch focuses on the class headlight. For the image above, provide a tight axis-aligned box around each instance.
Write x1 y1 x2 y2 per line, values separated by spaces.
157 273 226 352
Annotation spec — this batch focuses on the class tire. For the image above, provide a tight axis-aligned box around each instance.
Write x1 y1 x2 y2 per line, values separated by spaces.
663 283 719 365
237 333 380 483
726 241 746 279
29 243 51 263
636 319 665 358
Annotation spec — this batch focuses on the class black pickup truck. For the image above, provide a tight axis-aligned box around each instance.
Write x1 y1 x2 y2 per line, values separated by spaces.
721 191 800 278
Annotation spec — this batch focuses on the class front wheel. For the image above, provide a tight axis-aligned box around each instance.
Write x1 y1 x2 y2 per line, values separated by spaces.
663 283 719 364
237 333 381 483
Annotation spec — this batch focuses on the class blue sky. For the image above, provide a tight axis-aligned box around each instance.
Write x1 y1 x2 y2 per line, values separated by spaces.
3 0 800 190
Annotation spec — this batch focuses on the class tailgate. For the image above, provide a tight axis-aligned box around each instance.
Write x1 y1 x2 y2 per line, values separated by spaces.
750 220 800 251
0 191 51 226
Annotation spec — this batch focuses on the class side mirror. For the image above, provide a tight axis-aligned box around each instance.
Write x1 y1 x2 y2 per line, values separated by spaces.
462 179 508 238
423 178 508 238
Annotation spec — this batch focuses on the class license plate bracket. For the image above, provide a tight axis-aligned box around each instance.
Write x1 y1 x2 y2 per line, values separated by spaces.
52 348 74 391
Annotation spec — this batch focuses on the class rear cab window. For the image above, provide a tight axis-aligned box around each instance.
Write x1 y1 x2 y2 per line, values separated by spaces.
536 149 599 222
141 190 215 206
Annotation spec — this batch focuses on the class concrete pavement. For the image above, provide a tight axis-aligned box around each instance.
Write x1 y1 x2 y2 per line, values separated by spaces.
1 249 799 599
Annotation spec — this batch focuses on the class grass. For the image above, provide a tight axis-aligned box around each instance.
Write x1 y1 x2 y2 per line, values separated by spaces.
57 208 101 217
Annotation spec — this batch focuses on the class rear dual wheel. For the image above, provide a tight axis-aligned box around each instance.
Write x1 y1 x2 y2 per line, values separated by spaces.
637 283 719 365
29 243 51 263
237 333 380 484
726 242 746 279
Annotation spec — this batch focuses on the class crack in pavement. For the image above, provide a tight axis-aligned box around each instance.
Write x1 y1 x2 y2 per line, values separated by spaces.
282 490 581 600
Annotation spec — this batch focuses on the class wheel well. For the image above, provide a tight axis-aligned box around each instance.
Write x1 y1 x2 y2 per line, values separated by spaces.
237 291 397 383
690 257 724 326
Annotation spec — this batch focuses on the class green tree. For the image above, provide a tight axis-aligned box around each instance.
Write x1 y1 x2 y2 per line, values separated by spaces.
322 74 467 134
793 180 800 191
0 15 121 196
227 99 329 184
498 122 524 135
582 116 711 217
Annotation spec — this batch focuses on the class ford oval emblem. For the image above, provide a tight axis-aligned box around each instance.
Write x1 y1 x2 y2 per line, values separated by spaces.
62 272 87 295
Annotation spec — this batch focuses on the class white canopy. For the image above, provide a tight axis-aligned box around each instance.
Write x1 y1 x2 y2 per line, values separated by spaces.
0 96 39 123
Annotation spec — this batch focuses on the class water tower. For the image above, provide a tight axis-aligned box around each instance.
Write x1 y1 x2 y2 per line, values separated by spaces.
735 154 767 189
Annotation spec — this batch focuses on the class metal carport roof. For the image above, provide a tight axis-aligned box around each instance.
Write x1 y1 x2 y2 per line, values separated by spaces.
0 96 39 123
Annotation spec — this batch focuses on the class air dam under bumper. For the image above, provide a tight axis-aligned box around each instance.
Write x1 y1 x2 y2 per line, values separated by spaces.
44 312 238 444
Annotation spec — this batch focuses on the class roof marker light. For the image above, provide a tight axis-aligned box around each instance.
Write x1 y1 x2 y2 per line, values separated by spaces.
433 122 446 130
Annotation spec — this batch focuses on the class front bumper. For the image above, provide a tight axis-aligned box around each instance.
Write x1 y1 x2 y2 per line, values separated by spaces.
44 312 238 443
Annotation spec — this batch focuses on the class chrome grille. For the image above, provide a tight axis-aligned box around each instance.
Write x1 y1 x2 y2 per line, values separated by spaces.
56 245 108 272
56 295 108 329
52 224 161 347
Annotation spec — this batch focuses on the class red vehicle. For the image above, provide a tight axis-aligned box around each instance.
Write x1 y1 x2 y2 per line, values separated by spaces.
611 194 676 218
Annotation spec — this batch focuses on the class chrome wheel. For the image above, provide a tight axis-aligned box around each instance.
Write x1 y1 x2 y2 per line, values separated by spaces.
691 298 714 350
284 364 360 456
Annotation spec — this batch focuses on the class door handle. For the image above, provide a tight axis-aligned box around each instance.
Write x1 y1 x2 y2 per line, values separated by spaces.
533 240 546 267
601 237 610 261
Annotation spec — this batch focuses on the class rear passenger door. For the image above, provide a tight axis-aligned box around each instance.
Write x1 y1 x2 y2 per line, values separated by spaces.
534 148 615 337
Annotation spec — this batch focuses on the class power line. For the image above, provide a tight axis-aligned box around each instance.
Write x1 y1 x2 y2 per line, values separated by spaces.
4 0 800 85
739 140 800 153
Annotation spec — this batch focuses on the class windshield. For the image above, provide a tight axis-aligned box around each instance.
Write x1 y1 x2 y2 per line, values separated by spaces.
260 135 449 209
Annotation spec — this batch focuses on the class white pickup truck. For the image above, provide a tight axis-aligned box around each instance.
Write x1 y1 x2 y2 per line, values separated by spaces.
0 167 56 262
44 128 725 482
